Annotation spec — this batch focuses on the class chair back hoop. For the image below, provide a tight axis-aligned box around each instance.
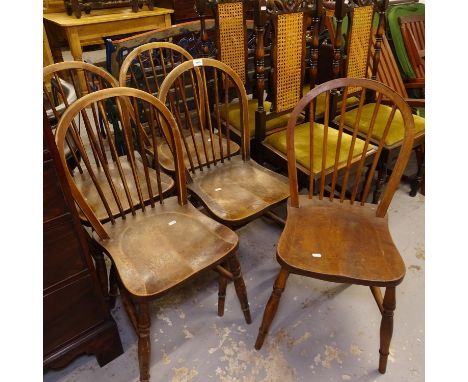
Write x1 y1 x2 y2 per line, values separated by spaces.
158 57 250 164
55 87 187 240
212 0 249 85
287 77 415 217
118 42 194 95
44 61 118 126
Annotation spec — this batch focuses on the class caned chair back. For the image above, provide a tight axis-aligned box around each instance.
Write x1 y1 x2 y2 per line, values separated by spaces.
119 42 194 96
286 77 414 216
158 58 250 174
44 61 118 127
55 87 186 239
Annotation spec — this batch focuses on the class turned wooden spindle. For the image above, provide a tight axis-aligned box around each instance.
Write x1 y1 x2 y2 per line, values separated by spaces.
254 0 267 142
138 302 151 382
228 255 252 324
379 287 396 374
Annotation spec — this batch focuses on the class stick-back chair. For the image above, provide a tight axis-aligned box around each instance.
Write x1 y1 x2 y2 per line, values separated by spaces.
255 77 415 377
158 58 290 227
399 14 424 83
119 41 241 172
55 87 251 382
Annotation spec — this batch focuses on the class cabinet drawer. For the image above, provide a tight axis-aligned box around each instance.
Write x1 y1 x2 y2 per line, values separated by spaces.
44 214 88 288
43 274 107 356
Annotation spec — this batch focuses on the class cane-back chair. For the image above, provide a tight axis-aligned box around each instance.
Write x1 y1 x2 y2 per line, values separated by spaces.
337 0 425 201
158 58 290 227
119 41 240 172
195 0 295 142
255 78 415 376
55 87 252 382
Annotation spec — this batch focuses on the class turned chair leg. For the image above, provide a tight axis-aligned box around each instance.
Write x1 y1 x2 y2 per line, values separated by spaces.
218 270 229 317
410 145 425 197
379 286 396 374
373 150 390 204
227 255 252 324
255 268 289 350
138 302 151 382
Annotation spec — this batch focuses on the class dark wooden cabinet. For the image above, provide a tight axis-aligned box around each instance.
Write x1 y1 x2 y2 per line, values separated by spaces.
43 112 123 369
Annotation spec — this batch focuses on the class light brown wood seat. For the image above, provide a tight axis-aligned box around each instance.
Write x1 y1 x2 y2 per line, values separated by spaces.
75 156 174 223
277 196 405 286
158 58 290 228
254 77 415 376
55 87 251 382
96 196 238 297
187 156 290 224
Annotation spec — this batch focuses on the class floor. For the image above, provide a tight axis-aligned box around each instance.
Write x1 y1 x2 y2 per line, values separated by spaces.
44 181 424 382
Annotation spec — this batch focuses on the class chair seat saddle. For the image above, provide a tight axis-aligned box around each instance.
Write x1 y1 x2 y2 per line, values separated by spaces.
277 196 406 287
95 196 239 297
187 156 290 224
157 131 240 172
75 155 174 222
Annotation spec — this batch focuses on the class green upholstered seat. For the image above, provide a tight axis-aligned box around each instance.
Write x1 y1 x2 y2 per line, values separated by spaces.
264 122 374 174
220 99 293 138
386 3 425 80
304 84 360 117
338 103 425 147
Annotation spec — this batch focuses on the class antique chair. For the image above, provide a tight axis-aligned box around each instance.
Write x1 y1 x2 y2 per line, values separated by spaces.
254 77 415 376
195 0 295 143
386 1 424 84
55 87 251 382
105 20 216 78
119 41 241 171
158 58 290 227
336 0 425 201
399 14 424 84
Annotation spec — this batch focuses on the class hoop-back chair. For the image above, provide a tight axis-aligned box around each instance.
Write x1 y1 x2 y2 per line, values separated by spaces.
254 78 415 376
55 87 251 382
158 58 290 227
119 41 241 171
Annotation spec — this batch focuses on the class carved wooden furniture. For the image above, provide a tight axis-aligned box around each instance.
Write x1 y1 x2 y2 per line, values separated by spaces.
44 109 123 369
254 77 415 376
55 87 251 382
106 20 216 78
43 7 173 64
158 58 290 227
119 41 240 171
253 0 322 146
64 0 156 18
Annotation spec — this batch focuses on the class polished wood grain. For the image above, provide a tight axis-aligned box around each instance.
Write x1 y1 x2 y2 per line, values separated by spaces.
158 58 290 228
55 87 251 381
255 78 415 375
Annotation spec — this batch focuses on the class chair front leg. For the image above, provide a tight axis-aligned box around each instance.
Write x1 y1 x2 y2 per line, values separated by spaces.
255 267 289 350
227 254 252 324
138 302 151 382
379 286 396 374
218 270 229 317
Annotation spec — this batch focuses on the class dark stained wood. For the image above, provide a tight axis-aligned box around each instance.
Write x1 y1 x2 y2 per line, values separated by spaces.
158 58 290 228
55 87 251 381
254 78 415 374
43 110 123 369
64 0 154 18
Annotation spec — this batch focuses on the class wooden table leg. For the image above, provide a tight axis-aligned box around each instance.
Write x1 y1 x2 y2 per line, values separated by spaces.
65 26 88 91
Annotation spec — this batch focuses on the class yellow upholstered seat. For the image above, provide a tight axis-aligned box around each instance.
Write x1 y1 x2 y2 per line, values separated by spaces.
338 103 425 147
303 84 360 117
264 122 375 174
220 99 293 137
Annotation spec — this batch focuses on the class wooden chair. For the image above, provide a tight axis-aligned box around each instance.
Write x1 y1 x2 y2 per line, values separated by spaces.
158 58 291 227
399 14 424 83
195 0 295 143
336 0 425 201
119 41 241 172
105 19 217 78
254 77 415 376
55 87 252 382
